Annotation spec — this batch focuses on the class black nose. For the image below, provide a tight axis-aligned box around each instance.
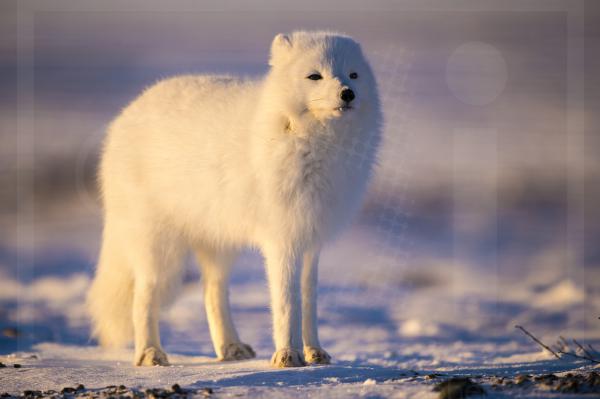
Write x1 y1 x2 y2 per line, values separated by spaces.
340 88 355 103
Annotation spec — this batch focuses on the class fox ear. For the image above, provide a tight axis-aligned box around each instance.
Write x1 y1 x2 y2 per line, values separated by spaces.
269 33 292 66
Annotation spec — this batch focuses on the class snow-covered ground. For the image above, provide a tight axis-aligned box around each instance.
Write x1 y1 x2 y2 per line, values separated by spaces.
1 221 598 397
2 1 599 397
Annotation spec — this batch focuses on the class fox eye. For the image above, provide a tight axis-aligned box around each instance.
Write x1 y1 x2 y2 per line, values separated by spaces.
349 72 358 79
307 73 323 81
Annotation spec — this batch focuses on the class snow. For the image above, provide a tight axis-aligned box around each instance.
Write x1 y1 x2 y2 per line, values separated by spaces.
0 230 597 397
2 1 599 397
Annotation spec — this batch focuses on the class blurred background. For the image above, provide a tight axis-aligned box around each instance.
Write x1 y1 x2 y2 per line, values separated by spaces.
0 0 599 363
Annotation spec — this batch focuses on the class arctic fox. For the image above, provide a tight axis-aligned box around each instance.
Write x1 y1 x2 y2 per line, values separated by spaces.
87 31 381 367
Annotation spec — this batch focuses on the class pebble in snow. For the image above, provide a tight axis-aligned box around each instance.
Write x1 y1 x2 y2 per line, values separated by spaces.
0 384 214 399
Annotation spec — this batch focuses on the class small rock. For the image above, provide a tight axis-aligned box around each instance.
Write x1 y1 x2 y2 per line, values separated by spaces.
534 373 557 381
586 371 600 387
434 377 486 399
557 379 580 393
76 384 85 391
515 374 530 385
534 373 557 386
12 364 21 369
171 384 182 394
200 387 213 396
145 388 169 399
61 387 76 394
0 362 5 368
1 327 20 338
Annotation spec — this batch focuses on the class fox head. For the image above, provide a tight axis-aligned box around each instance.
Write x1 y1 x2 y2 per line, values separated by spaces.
266 31 380 126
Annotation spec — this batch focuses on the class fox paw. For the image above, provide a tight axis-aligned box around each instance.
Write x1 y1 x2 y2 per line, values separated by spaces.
135 347 169 366
271 348 306 368
220 342 256 361
304 346 331 365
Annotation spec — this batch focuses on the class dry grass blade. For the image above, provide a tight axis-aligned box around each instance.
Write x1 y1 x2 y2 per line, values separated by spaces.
557 350 600 364
515 325 561 359
559 336 570 350
573 338 596 360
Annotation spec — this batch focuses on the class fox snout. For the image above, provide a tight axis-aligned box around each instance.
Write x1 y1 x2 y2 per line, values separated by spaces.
340 88 355 103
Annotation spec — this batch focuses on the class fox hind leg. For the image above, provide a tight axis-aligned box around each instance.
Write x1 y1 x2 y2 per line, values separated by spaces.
130 225 183 366
195 247 255 361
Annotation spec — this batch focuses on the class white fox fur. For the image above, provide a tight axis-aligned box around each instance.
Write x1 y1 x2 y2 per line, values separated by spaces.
87 31 381 367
